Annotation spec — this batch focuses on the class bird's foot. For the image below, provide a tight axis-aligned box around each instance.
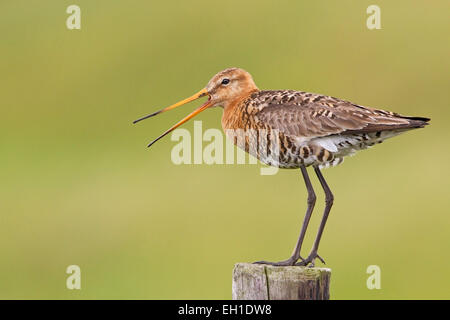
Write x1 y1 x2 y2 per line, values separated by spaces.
253 256 304 266
295 252 325 267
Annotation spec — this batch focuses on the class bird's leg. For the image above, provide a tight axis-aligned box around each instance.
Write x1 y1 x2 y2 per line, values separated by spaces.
287 166 317 263
254 166 316 266
297 166 334 267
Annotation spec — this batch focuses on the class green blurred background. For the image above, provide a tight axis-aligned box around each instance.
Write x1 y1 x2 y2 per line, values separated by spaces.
1 0 449 299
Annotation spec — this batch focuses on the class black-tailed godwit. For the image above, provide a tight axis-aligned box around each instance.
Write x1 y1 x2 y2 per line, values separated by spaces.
134 68 430 266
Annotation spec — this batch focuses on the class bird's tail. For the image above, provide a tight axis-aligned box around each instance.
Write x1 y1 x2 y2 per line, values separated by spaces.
398 116 430 129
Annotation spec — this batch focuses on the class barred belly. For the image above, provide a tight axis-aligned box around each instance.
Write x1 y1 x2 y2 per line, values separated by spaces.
226 128 406 169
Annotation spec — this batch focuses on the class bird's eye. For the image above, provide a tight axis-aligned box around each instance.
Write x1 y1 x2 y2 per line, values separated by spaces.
221 78 230 85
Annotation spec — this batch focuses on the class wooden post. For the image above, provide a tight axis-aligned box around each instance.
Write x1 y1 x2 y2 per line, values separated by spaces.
232 263 331 300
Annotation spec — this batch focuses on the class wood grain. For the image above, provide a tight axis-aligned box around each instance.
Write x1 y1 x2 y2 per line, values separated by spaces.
232 263 331 300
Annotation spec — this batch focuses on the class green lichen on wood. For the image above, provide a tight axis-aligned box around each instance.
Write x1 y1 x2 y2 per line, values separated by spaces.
265 265 331 281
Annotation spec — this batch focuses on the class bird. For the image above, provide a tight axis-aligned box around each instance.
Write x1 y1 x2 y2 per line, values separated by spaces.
133 67 430 267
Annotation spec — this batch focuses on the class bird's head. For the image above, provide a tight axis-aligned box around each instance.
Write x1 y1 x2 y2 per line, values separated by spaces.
133 67 258 147
205 68 258 108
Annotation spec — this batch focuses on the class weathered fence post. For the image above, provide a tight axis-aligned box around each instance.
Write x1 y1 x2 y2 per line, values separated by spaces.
232 263 331 300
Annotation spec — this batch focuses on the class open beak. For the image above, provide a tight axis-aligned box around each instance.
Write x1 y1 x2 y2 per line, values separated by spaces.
133 88 211 147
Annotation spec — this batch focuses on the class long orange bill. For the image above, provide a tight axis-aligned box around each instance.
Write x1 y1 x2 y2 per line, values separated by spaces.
132 88 211 147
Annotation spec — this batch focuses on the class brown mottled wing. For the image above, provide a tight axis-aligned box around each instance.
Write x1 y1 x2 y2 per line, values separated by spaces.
252 90 429 138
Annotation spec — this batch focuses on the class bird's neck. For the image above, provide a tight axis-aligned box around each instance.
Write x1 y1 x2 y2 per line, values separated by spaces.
222 88 260 130
224 87 259 109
